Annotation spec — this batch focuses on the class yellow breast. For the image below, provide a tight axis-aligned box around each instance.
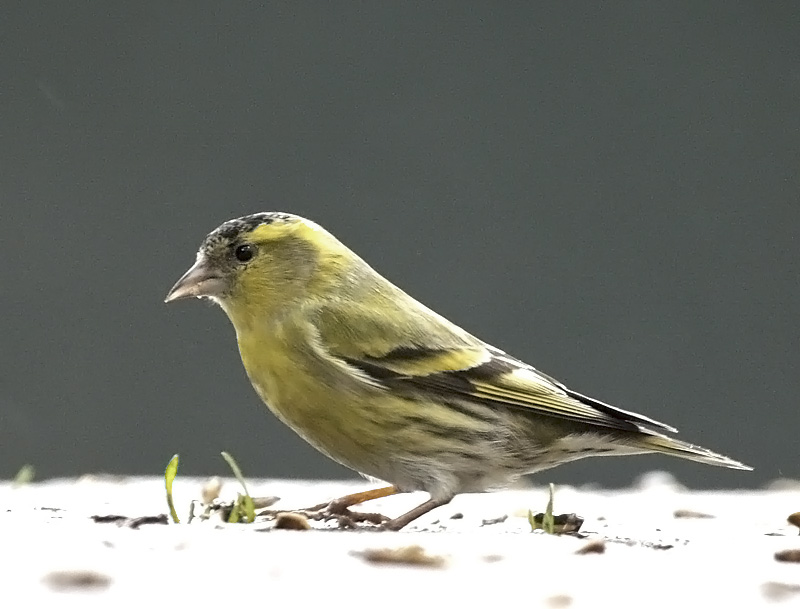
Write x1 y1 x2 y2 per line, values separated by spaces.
234 316 384 470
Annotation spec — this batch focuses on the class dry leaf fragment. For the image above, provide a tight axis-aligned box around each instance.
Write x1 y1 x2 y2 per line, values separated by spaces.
43 570 111 590
673 509 715 519
354 545 446 568
576 539 606 554
530 512 584 534
546 594 573 608
761 582 800 601
775 549 800 563
787 512 800 533
274 512 311 530
480 515 508 526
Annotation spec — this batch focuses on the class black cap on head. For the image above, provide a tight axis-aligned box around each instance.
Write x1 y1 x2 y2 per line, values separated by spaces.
202 212 298 252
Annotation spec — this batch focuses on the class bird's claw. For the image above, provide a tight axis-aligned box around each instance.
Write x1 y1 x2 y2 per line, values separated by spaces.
297 500 389 528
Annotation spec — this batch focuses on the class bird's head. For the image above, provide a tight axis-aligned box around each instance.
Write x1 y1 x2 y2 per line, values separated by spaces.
165 212 350 321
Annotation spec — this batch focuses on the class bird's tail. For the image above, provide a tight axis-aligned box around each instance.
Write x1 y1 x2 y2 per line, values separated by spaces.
637 433 752 470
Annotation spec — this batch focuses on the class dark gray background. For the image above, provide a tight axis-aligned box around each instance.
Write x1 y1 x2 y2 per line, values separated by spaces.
2 2 797 488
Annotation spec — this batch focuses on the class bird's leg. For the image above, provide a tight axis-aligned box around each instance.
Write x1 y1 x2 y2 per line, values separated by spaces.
303 486 400 527
382 496 452 531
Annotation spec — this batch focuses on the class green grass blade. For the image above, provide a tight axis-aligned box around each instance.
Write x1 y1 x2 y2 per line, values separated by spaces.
228 495 242 523
242 494 256 523
164 454 180 524
220 451 255 523
543 483 555 534
528 483 557 534
13 464 35 487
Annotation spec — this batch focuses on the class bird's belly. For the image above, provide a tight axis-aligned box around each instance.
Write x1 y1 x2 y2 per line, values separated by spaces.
246 367 508 497
238 334 588 498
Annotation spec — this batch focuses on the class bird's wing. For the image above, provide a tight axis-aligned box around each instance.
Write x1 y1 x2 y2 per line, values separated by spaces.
315 305 676 434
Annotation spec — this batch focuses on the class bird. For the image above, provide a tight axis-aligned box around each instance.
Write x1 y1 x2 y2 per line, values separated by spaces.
165 212 750 530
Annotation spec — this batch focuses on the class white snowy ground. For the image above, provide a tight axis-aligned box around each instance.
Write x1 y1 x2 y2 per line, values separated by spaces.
2 473 799 608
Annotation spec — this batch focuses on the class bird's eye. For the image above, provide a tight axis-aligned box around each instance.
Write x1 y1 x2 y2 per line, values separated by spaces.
234 243 255 262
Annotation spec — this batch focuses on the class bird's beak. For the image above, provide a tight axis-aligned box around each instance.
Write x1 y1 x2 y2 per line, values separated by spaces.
164 258 228 303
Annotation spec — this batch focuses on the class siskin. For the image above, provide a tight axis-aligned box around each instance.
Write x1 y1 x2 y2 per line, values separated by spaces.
166 212 750 530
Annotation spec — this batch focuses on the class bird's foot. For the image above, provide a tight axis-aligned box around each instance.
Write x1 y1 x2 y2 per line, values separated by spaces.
294 486 398 529
300 498 390 528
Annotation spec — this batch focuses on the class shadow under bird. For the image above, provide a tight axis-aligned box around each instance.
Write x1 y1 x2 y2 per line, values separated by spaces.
165 212 751 530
